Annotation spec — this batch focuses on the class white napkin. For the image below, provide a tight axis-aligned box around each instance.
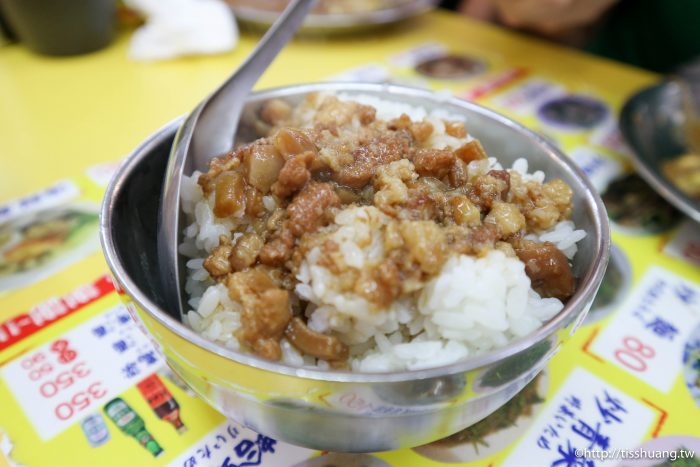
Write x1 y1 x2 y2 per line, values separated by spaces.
125 0 239 61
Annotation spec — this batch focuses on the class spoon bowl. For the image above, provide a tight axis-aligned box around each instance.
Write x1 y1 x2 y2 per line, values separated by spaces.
158 0 318 318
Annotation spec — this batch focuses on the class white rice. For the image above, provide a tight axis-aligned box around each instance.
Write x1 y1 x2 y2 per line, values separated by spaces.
295 211 566 372
181 94 587 372
337 92 473 150
525 220 586 260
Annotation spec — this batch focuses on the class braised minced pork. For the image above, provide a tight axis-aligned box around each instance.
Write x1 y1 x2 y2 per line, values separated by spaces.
197 94 576 362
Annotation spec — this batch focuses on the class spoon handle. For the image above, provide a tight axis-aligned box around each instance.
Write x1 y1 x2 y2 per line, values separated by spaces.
193 0 318 165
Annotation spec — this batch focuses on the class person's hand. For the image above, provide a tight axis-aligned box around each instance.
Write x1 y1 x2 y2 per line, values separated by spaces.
496 0 619 35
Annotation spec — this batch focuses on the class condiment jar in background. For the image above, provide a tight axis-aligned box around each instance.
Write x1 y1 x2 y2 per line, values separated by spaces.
0 0 116 55
136 374 188 434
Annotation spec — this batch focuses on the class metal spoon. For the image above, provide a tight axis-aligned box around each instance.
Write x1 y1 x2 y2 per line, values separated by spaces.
158 0 317 319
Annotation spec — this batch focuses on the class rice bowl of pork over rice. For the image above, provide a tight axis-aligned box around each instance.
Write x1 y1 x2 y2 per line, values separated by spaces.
180 91 591 373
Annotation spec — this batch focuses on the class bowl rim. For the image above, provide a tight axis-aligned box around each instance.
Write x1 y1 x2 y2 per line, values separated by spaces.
100 82 610 383
231 0 438 31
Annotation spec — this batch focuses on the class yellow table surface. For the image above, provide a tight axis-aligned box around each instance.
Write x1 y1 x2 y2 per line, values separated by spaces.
0 9 657 203
6 9 700 467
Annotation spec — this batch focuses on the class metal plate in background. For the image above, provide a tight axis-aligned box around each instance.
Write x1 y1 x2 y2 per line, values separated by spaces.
228 0 439 34
619 80 700 223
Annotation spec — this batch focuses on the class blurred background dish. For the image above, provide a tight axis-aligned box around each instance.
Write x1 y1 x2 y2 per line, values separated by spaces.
619 78 700 223
0 203 100 292
601 173 682 234
226 0 439 34
414 53 488 80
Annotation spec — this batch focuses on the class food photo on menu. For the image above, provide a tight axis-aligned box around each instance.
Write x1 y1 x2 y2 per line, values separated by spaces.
0 0 699 466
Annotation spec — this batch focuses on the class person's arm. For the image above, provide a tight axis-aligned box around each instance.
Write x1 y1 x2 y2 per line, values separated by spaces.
457 0 620 39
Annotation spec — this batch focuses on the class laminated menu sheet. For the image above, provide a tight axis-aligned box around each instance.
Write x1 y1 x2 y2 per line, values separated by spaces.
2 31 700 467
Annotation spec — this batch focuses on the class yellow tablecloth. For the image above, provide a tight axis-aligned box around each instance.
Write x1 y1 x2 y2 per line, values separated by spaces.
1 9 699 467
0 10 656 202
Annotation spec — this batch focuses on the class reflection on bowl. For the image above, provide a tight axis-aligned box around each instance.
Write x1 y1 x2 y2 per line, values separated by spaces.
100 83 609 452
373 374 467 406
414 370 548 463
293 452 390 467
473 338 553 392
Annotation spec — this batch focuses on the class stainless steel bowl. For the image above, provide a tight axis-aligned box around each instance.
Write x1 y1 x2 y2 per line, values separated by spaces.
620 80 700 223
230 0 439 34
100 82 610 452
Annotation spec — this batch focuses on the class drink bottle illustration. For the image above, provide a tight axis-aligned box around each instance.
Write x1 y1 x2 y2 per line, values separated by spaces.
80 413 110 447
137 373 187 433
103 397 163 457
